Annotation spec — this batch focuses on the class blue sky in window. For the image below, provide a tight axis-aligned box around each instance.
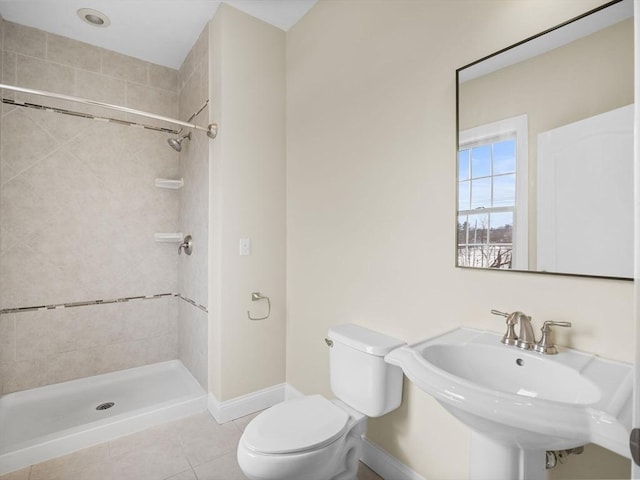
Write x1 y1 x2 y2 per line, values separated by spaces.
493 140 516 174
458 138 516 212
471 145 491 177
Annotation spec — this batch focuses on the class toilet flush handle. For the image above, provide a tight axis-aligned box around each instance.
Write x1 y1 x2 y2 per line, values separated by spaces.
324 338 333 347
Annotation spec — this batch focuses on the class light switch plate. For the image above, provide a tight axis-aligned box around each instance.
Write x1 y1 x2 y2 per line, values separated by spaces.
239 238 251 255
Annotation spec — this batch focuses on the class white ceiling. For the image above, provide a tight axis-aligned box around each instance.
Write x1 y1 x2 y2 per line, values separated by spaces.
0 0 317 69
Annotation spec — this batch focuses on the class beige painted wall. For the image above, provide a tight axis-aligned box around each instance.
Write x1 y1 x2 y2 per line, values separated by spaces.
286 1 633 478
208 4 287 401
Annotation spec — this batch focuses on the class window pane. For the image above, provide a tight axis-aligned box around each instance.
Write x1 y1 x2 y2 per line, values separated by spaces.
458 150 470 181
493 174 516 207
489 212 513 244
457 215 468 246
471 145 491 178
458 180 470 211
467 213 488 244
493 140 516 174
471 177 491 209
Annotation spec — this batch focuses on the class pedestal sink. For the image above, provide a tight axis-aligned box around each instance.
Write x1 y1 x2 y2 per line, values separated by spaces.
385 327 633 480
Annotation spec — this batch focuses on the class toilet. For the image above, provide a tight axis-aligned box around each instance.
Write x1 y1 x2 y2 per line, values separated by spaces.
237 324 406 480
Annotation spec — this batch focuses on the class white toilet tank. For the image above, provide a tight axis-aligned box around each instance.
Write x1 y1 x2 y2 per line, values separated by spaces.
327 324 406 417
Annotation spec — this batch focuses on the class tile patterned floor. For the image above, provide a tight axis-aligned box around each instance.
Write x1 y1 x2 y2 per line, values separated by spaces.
0 411 383 480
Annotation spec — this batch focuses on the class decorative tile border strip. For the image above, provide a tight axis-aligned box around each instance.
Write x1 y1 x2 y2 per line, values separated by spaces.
177 294 208 313
0 293 176 315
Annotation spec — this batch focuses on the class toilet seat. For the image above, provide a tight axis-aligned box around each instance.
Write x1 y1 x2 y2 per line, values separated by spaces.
242 395 349 454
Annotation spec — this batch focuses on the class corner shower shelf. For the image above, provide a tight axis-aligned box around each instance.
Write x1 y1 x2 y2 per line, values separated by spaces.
154 233 184 243
155 178 184 189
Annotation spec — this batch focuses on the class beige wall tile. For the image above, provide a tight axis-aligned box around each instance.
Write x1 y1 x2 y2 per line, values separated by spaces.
126 82 177 118
0 176 52 252
3 22 45 59
178 113 209 308
176 17 209 393
144 333 178 365
191 24 209 69
102 339 151 374
26 107 92 145
3 50 15 84
1 109 58 179
178 301 207 389
15 309 67 361
75 69 126 106
0 314 15 363
178 65 204 122
46 33 101 72
1 357 47 393
7 297 181 387
124 300 169 340
178 49 194 92
101 50 148 85
0 245 68 308
179 24 208 92
149 63 178 92
46 347 102 384
16 55 74 95
55 306 126 352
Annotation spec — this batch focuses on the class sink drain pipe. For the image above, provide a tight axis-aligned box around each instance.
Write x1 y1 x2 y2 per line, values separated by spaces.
546 446 585 469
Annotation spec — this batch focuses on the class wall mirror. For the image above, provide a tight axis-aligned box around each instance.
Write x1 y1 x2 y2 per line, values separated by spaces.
456 0 633 280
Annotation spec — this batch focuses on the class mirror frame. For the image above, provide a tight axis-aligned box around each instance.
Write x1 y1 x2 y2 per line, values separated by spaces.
454 0 633 281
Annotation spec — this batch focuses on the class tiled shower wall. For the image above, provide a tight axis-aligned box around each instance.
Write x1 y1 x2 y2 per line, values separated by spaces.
177 25 210 389
0 21 184 394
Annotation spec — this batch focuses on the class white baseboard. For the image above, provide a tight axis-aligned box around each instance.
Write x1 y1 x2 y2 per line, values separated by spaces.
208 383 425 480
207 383 286 424
361 437 426 480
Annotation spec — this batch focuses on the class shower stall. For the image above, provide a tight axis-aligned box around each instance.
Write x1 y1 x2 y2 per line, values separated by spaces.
0 18 212 474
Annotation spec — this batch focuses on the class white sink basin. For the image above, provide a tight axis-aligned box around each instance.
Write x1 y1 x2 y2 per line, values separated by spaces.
385 327 633 456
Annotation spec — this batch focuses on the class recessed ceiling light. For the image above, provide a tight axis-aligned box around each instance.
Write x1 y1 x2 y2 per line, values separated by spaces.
77 8 110 28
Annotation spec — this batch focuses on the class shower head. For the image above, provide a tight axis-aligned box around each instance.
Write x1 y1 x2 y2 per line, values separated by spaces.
167 132 192 152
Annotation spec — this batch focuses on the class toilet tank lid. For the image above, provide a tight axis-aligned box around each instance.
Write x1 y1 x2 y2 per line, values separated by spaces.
328 324 406 356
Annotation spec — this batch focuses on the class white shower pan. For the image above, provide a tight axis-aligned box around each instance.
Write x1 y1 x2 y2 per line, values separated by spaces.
0 360 207 475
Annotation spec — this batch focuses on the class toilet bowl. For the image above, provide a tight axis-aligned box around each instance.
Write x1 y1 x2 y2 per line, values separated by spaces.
237 324 406 480
237 395 366 480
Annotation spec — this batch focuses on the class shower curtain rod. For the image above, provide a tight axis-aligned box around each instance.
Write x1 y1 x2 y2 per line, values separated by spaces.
0 83 218 139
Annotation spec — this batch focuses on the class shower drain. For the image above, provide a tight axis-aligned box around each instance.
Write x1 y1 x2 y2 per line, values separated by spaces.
96 402 115 411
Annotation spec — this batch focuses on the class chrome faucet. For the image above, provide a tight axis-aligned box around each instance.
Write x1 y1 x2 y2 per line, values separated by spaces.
491 309 528 347
491 310 572 354
515 313 536 350
534 321 572 354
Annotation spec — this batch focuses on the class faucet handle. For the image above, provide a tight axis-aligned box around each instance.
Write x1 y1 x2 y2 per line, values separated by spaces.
544 321 572 328
491 309 519 346
534 321 572 355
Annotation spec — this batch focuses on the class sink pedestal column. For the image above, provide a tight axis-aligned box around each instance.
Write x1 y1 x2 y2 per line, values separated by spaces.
469 432 545 480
